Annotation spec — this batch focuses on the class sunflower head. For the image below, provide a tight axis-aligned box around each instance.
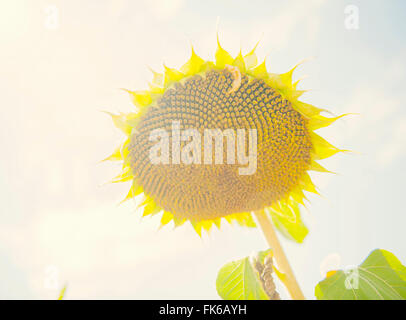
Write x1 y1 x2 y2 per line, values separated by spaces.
105 38 346 235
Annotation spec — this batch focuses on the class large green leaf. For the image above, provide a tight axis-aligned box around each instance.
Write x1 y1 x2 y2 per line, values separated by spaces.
216 250 271 300
315 249 406 300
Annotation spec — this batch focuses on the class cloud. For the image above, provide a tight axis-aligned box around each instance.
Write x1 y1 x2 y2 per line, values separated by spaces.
0 203 230 299
377 119 406 165
253 0 326 50
342 75 406 166
146 0 185 20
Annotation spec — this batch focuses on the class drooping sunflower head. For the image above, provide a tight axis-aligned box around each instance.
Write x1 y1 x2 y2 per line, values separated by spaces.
106 38 346 235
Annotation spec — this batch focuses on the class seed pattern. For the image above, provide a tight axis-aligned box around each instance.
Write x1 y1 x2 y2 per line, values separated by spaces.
128 68 312 221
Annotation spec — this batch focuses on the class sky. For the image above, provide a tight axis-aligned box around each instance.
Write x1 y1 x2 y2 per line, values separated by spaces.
0 0 405 299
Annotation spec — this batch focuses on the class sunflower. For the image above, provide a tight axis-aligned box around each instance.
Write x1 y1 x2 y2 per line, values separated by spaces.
105 37 346 236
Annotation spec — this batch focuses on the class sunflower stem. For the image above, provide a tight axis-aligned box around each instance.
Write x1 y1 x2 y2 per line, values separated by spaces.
253 210 305 300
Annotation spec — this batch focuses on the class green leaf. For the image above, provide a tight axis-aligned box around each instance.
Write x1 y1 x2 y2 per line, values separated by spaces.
315 249 406 300
266 204 308 243
216 250 271 300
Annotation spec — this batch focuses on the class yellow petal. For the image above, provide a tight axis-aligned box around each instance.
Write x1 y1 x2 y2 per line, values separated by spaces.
215 36 234 68
102 147 122 162
300 172 319 195
293 101 325 118
191 221 203 237
120 138 130 163
291 188 306 205
122 89 152 108
104 111 132 135
292 77 307 90
148 67 164 87
279 59 307 88
142 200 161 217
120 184 143 204
244 42 259 69
173 215 186 227
160 211 173 227
266 73 285 90
311 132 344 160
309 160 334 174
250 59 268 78
201 220 213 232
148 83 165 96
180 47 205 76
163 65 184 86
224 215 234 224
288 89 307 101
308 114 348 131
200 61 216 73
236 213 256 227
232 51 246 72
111 166 133 183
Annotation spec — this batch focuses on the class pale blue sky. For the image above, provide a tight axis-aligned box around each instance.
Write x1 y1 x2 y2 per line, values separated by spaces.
0 0 405 299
